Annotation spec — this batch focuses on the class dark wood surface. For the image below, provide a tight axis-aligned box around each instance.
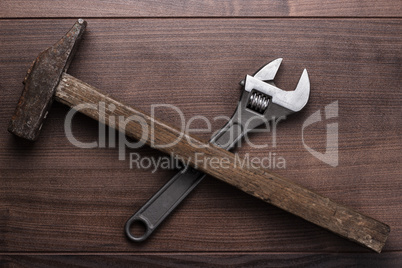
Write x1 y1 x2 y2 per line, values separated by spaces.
0 0 401 17
1 2 401 267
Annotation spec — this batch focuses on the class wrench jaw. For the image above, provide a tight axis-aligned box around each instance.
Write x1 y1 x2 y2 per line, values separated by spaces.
239 58 283 86
212 60 310 149
253 58 283 81
243 68 310 115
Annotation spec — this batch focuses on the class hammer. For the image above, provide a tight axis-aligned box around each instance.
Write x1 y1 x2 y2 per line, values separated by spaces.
8 19 390 252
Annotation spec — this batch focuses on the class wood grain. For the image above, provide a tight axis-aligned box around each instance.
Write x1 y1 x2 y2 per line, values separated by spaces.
0 16 401 264
0 0 401 18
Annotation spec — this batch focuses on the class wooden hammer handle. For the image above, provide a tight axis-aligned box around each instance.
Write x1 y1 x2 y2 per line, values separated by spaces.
55 73 390 252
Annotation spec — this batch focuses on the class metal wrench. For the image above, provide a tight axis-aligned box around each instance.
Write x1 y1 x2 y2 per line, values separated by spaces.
125 58 309 241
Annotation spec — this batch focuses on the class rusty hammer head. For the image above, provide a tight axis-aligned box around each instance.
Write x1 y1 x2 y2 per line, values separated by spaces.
8 19 87 141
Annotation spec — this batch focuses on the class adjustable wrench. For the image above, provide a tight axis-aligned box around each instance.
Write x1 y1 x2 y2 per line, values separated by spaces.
125 58 309 241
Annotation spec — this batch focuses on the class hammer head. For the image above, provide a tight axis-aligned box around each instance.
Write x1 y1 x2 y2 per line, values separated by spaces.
8 19 87 141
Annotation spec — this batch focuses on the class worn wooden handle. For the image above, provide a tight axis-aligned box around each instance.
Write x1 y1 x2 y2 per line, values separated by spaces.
55 73 390 252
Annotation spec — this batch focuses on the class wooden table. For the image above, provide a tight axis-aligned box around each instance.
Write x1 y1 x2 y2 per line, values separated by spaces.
1 1 401 266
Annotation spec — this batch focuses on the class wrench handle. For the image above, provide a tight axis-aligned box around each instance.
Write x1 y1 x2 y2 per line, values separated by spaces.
125 116 248 241
55 73 390 253
125 167 205 241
